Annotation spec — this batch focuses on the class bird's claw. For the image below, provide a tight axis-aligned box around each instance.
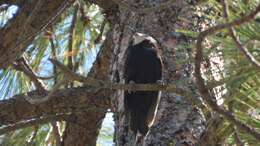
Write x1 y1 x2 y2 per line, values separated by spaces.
156 80 164 85
128 80 136 94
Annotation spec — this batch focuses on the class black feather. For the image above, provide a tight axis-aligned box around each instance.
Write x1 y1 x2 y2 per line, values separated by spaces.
124 39 162 135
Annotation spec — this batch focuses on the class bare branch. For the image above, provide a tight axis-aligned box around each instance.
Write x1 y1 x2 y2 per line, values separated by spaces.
234 127 244 146
0 0 75 68
48 27 59 83
35 75 56 80
229 28 260 68
94 20 106 44
18 0 44 44
221 0 260 69
27 126 39 145
197 4 260 40
51 122 62 146
67 4 79 75
0 87 109 126
50 59 203 107
24 79 68 104
0 114 68 135
12 56 46 92
0 4 9 13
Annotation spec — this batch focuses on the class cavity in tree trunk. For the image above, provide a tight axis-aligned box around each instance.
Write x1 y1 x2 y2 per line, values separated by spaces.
107 0 206 145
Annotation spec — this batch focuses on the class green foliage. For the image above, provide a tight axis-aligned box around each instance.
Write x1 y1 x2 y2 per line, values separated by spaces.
0 1 112 145
0 0 259 145
192 0 260 145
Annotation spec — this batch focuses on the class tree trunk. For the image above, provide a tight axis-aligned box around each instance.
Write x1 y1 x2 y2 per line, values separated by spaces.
61 31 115 146
61 112 105 146
0 0 75 68
108 0 206 145
0 1 222 145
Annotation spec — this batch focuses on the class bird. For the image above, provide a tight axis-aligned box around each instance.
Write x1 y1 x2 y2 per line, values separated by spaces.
124 32 162 135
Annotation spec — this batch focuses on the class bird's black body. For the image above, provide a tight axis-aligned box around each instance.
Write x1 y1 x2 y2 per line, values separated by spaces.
124 38 162 135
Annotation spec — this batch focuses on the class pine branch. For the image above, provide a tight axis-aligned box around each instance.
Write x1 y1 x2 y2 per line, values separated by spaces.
49 59 203 107
12 56 46 92
195 3 260 140
0 114 68 135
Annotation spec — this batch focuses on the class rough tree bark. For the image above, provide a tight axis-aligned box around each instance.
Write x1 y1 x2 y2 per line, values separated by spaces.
0 1 115 145
0 1 116 146
61 31 115 146
0 0 219 145
0 0 75 68
108 0 206 145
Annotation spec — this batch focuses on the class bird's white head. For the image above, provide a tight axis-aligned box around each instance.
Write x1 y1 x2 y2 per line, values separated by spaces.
132 32 157 45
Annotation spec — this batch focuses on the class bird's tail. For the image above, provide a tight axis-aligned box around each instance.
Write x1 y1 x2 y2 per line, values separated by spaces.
129 110 148 135
137 112 148 135
129 110 138 134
